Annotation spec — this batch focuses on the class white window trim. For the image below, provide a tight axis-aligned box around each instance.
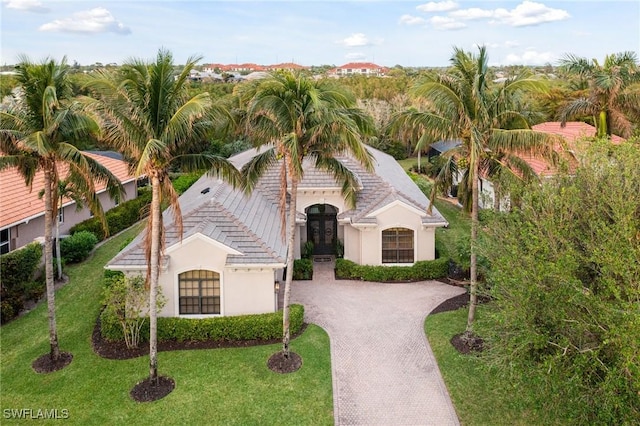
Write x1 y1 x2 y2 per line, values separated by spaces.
0 228 10 254
379 225 417 266
174 267 224 318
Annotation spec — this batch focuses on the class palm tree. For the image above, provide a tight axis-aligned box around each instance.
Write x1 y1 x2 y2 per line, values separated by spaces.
239 71 374 359
559 51 640 138
390 46 562 336
87 49 239 384
39 177 108 280
0 57 124 365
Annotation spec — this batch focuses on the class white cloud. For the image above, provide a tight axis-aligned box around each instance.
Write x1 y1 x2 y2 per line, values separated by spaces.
505 40 520 48
494 1 570 27
399 14 426 26
450 8 493 20
429 16 466 30
4 0 49 13
417 1 459 13
39 7 131 35
503 50 558 65
443 2 569 27
340 33 371 47
474 42 500 49
345 52 367 60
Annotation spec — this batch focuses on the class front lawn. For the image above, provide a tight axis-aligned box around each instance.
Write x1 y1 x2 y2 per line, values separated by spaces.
0 224 333 425
425 308 567 426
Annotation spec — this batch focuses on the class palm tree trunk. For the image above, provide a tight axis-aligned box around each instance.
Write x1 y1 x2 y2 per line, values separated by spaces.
597 110 608 138
55 204 62 280
44 167 60 361
466 158 479 333
282 163 298 359
148 173 161 383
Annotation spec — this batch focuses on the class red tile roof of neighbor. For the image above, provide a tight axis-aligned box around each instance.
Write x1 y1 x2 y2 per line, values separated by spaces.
520 122 625 176
336 62 386 69
0 152 135 229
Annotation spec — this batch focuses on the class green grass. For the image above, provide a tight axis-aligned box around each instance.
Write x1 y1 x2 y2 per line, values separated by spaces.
0 224 333 425
425 308 564 426
397 157 418 171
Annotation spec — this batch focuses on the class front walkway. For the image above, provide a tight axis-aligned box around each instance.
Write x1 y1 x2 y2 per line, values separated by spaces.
291 258 465 426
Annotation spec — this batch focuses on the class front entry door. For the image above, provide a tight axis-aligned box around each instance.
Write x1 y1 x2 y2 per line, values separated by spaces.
306 205 337 255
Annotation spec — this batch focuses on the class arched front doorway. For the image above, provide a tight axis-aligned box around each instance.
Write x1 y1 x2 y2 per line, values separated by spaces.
306 204 338 255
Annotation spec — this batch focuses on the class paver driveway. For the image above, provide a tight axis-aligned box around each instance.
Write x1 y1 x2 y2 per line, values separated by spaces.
291 260 465 426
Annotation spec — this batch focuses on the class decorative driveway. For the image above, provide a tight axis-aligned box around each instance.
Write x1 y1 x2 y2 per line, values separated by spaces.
291 260 465 426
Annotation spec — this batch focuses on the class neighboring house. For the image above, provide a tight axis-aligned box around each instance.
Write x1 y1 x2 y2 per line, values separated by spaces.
328 62 390 77
481 122 624 209
106 146 448 318
203 63 308 73
0 152 137 255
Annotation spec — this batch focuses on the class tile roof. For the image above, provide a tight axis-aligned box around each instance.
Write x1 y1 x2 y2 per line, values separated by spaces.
107 146 447 269
523 122 625 176
0 151 135 229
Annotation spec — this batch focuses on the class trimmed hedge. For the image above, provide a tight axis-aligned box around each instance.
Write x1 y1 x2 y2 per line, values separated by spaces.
172 173 202 195
69 188 152 240
293 258 313 280
335 258 449 282
0 242 43 323
101 303 305 343
60 230 98 263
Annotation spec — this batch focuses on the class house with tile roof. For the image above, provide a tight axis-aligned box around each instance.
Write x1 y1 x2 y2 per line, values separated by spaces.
481 121 624 209
328 62 390 77
0 152 138 255
106 146 447 318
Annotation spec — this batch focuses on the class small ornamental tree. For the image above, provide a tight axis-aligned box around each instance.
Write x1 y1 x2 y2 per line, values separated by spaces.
102 274 166 349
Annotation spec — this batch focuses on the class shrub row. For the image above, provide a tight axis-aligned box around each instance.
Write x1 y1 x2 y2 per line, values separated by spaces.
0 242 43 323
69 188 152 241
335 258 449 282
293 258 313 280
101 303 304 343
171 173 203 195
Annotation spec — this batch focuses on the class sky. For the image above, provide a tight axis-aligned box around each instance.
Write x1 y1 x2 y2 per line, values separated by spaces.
1 0 639 67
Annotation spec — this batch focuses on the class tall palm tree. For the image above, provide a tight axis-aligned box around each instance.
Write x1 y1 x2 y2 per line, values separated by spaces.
87 49 239 384
239 71 374 358
39 177 108 280
0 57 124 364
390 46 562 336
559 51 640 138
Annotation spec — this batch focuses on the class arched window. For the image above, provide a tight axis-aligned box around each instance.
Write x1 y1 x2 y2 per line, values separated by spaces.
178 270 220 315
382 228 414 264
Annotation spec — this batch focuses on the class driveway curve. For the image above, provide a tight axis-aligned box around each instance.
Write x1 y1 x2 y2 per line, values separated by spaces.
291 260 465 426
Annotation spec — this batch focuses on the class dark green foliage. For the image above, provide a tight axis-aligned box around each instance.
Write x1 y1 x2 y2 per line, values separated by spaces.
335 258 449 282
301 241 314 259
60 231 98 263
0 243 43 323
171 173 202 195
101 303 304 343
21 281 45 302
0 242 43 289
483 141 640 424
69 189 152 240
293 259 313 280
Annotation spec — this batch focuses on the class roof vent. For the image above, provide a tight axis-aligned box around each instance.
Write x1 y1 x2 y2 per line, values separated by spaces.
200 187 210 194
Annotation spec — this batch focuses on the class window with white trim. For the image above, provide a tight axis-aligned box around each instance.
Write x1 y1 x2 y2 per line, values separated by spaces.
382 227 414 264
178 270 220 315
0 228 10 255
58 207 64 224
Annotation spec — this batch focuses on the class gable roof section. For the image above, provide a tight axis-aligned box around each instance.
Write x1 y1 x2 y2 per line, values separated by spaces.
0 151 135 229
107 173 287 269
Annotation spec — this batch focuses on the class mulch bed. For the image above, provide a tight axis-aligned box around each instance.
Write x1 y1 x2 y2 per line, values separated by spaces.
130 376 175 402
92 313 308 360
267 351 302 373
429 292 470 315
450 332 485 355
32 351 73 373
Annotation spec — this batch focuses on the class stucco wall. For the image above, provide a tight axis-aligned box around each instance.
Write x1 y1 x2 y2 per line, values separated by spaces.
158 234 276 317
5 181 137 251
359 203 437 265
